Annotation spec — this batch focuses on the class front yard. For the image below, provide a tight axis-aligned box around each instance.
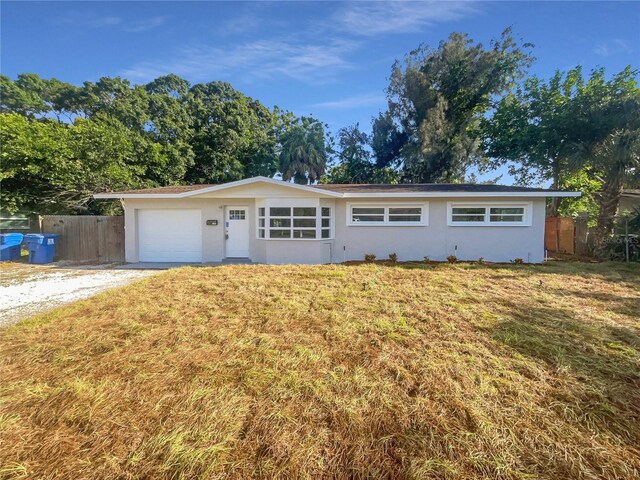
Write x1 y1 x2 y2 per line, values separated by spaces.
1 262 639 479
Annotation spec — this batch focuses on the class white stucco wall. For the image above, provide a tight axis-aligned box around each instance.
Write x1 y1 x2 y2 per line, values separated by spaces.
122 197 255 263
122 196 332 264
122 195 547 264
331 197 546 263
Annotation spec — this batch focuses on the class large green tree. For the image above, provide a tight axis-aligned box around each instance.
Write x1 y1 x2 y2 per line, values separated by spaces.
482 66 639 246
0 74 286 213
482 67 591 215
377 28 533 183
185 81 278 183
0 112 151 214
567 68 640 247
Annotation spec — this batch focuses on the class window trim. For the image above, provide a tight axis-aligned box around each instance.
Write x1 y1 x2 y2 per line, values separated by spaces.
447 201 532 227
257 205 334 241
346 203 429 227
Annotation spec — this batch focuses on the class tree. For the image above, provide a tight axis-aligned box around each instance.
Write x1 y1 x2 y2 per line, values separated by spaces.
0 112 148 214
325 124 398 184
370 112 407 169
0 74 80 120
482 68 589 214
278 116 331 184
567 70 640 248
185 81 278 183
380 29 533 183
482 66 639 247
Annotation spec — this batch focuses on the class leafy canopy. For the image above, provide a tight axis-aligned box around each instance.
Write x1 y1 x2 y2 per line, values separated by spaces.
377 28 533 183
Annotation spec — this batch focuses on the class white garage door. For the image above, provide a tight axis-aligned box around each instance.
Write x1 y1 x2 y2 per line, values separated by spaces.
138 209 202 262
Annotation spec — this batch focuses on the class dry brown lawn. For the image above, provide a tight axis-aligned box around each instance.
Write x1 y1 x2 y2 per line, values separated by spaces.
1 262 639 479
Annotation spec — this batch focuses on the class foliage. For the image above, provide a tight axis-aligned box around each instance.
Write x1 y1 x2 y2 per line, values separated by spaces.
364 253 377 263
387 252 398 263
0 73 329 213
325 124 398 184
567 68 640 248
512 257 525 264
378 28 533 183
447 255 458 263
370 112 407 169
482 66 639 235
556 168 601 222
185 81 278 183
0 112 154 214
278 116 332 184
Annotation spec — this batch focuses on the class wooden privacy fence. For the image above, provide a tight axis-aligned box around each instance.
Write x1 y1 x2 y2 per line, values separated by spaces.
39 216 125 262
544 217 575 254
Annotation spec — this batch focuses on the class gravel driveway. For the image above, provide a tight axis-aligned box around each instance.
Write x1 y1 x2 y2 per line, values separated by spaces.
0 264 156 328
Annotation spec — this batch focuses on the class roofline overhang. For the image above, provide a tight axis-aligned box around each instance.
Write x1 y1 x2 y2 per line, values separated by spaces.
93 176 581 200
94 176 343 199
340 191 581 198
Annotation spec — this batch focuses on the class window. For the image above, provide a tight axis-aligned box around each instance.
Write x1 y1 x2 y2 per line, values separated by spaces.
451 207 486 223
489 207 525 223
229 209 245 220
352 207 385 223
321 208 331 238
448 203 530 226
389 207 422 222
258 209 266 238
348 204 427 226
257 205 334 240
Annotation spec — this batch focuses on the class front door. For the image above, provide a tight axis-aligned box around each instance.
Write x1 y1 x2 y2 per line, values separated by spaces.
225 206 250 258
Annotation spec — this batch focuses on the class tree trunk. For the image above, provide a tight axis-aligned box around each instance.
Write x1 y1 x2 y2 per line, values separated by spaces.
592 174 624 256
548 160 561 217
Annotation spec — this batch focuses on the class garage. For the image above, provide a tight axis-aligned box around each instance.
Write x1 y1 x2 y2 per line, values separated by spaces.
137 209 202 262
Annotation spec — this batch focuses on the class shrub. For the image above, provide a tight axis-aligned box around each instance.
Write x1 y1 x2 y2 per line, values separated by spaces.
447 255 457 264
512 257 525 264
477 257 485 265
388 253 398 263
423 256 430 264
364 253 376 263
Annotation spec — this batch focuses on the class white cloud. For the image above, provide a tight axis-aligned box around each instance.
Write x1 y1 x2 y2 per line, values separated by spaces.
334 1 477 36
121 38 361 85
310 93 386 110
55 11 166 33
123 16 168 33
594 39 633 57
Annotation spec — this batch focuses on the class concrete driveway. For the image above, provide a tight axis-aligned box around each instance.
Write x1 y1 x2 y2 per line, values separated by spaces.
0 263 157 328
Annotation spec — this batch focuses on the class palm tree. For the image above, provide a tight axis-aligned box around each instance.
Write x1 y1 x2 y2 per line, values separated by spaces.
278 119 329 184
591 127 640 250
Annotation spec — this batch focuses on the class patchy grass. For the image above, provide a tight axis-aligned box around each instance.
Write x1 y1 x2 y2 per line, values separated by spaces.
1 262 639 479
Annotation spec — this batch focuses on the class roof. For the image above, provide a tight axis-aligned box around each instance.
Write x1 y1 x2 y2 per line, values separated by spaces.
316 183 557 194
94 176 580 199
112 184 217 195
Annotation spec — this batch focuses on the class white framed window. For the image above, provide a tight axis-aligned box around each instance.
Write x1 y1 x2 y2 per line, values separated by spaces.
347 203 428 226
321 207 331 239
447 202 532 226
257 206 334 240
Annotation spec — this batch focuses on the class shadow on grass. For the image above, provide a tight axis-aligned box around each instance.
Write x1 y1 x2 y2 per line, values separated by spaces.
488 301 640 446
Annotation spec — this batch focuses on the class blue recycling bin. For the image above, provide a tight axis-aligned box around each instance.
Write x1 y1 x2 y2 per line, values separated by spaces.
0 233 23 261
25 233 59 264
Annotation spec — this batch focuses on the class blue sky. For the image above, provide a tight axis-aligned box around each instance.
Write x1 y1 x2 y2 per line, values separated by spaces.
2 1 639 182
